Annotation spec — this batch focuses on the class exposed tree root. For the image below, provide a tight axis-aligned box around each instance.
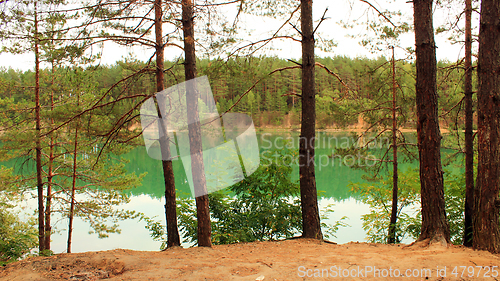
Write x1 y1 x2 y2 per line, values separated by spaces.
404 236 448 250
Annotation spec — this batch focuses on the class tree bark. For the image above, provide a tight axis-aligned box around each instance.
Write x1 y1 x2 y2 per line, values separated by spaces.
413 0 450 245
67 117 78 254
67 87 83 254
388 47 398 244
182 0 212 247
45 141 53 251
44 62 56 251
299 0 322 239
463 0 474 248
154 0 180 248
34 3 45 253
473 0 500 253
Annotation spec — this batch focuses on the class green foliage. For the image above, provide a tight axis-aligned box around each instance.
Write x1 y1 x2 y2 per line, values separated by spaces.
443 170 466 245
0 64 146 245
350 168 465 244
0 208 38 266
177 147 302 246
0 189 38 266
160 146 346 247
435 0 480 46
140 215 169 250
319 202 350 240
178 147 347 246
0 52 473 251
339 0 412 54
242 0 298 17
328 100 360 128
0 55 468 131
350 168 420 243
59 154 145 239
0 0 88 64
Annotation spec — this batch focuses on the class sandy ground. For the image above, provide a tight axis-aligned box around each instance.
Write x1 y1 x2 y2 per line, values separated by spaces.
1 239 500 280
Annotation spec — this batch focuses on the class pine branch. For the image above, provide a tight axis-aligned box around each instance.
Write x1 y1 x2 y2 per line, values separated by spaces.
359 0 395 27
313 8 329 35
227 3 301 58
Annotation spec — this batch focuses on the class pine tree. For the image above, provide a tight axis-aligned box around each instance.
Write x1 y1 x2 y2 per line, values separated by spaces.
413 0 450 245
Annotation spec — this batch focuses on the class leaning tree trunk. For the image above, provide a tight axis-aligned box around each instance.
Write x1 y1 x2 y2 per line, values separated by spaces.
154 0 180 248
462 0 474 248
413 0 450 245
299 0 322 239
182 0 211 247
473 0 500 254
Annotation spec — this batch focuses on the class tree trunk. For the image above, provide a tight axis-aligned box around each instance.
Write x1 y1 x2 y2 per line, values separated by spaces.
463 0 474 248
413 0 450 245
67 105 79 254
154 0 180 248
45 62 56 251
182 0 212 247
388 47 398 244
299 0 322 239
473 0 500 253
34 3 45 253
45 143 53 251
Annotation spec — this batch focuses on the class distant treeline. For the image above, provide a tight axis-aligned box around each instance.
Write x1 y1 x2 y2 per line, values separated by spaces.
0 56 469 129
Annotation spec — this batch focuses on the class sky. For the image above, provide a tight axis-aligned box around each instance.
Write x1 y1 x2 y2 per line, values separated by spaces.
0 0 467 72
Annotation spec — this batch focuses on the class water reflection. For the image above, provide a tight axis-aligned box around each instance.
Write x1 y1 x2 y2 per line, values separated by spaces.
20 131 428 252
46 196 370 253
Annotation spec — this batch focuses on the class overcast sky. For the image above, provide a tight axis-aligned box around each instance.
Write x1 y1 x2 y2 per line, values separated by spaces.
0 0 468 71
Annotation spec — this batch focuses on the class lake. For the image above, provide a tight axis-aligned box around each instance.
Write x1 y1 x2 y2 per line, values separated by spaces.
16 130 456 253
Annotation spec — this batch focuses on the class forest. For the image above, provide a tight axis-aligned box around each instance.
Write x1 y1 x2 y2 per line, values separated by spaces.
1 56 465 129
0 0 499 267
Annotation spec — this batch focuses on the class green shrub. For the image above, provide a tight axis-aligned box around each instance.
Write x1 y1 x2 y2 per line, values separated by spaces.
350 168 465 244
0 205 38 265
147 146 347 248
178 146 301 245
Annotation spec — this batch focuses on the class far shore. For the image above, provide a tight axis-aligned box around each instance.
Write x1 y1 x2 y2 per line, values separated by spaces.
255 125 457 134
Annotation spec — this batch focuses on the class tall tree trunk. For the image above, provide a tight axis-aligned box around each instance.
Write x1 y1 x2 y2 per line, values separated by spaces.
182 0 211 247
473 0 500 254
463 0 474 248
67 110 79 254
154 0 180 248
44 62 56 251
388 47 398 244
34 3 45 253
413 0 450 245
299 0 322 239
45 139 53 251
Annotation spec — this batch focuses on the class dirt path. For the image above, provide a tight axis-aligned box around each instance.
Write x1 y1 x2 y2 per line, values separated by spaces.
1 239 499 280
